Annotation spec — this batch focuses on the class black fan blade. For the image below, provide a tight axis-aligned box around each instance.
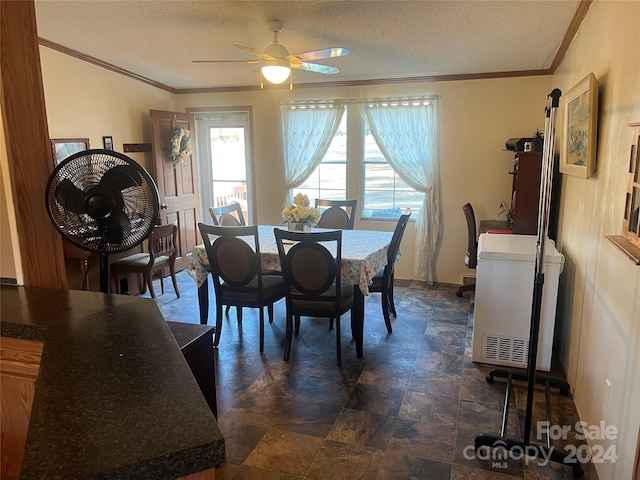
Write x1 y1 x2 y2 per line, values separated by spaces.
56 178 88 214
105 210 130 244
99 165 144 191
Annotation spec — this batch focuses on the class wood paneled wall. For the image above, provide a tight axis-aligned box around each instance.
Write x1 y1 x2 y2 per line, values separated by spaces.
1 1 67 288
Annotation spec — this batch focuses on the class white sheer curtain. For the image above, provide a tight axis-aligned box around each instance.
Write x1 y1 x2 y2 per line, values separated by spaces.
362 97 441 284
281 102 345 206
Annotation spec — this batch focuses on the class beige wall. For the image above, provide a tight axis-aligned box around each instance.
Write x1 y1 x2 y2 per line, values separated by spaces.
552 1 640 478
0 47 175 285
1 1 638 475
41 47 174 168
175 76 552 283
8 45 553 285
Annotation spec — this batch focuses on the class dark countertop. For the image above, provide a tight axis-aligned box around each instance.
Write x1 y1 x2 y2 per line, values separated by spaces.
0 285 224 479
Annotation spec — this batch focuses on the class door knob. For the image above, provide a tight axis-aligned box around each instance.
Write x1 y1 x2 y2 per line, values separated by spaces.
161 203 169 210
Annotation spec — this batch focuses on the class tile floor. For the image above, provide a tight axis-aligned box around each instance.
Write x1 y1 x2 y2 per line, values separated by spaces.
148 270 598 479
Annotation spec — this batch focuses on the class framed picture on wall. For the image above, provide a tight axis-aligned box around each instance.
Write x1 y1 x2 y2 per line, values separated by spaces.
50 138 90 165
560 73 598 178
103 136 114 150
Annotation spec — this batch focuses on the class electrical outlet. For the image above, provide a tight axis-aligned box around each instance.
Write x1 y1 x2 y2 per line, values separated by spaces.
604 378 612 409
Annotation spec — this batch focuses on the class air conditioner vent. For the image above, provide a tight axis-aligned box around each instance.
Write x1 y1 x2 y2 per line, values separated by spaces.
483 335 529 365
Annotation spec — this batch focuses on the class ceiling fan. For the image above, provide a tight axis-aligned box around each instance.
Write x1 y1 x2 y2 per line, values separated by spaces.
193 20 349 87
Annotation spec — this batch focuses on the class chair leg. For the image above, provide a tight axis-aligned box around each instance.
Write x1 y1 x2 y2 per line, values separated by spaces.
294 315 300 335
456 283 476 297
170 264 180 298
335 316 341 366
267 304 274 323
328 318 334 330
259 308 265 353
284 311 293 361
388 275 397 318
236 307 243 324
381 290 392 334
159 272 165 296
214 301 223 347
225 305 231 314
138 274 147 295
146 273 156 299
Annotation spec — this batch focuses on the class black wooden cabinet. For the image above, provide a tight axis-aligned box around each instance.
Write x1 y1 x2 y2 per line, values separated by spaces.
510 152 542 235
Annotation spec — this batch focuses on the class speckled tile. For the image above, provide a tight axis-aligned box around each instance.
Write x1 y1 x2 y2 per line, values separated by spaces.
243 429 323 477
326 408 396 449
146 272 597 480
379 450 451 480
272 399 343 437
414 348 464 375
305 440 385 480
232 464 303 479
387 418 456 464
406 369 462 398
460 365 512 408
356 362 414 390
216 419 267 464
398 390 459 426
345 383 406 417
450 463 522 479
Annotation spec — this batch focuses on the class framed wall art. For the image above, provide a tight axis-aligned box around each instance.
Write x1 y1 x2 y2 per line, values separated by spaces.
103 136 114 150
560 73 598 178
50 138 90 165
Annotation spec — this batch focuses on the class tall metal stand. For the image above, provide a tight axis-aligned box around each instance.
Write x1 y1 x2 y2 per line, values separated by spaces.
474 89 585 478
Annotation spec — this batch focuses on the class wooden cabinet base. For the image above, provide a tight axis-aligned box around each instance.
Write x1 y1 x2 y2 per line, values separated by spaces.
1 337 44 480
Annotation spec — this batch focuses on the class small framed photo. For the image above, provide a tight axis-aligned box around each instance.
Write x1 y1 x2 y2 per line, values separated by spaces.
560 73 598 178
50 138 90 165
103 136 114 150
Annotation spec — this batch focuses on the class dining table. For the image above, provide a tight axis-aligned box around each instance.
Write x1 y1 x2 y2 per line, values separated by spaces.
188 225 394 358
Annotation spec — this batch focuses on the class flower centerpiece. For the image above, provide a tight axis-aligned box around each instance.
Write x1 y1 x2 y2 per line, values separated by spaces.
281 193 321 231
169 128 192 167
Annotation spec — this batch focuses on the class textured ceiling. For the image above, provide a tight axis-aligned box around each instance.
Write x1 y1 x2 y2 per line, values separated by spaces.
34 0 581 91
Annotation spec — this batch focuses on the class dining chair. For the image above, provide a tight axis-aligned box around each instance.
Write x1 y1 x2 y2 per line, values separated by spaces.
198 223 284 352
368 209 411 333
315 199 357 230
274 228 353 366
209 203 246 226
110 223 180 299
208 202 247 316
456 202 478 297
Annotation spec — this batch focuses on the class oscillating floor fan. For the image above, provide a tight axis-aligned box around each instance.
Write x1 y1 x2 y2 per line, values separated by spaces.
45 149 160 293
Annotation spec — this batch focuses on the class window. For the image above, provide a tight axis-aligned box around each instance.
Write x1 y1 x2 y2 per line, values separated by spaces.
362 120 423 219
195 111 252 223
283 97 437 227
297 114 347 201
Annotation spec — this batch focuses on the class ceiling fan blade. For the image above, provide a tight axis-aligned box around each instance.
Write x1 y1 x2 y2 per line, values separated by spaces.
192 59 259 64
291 62 340 74
288 47 349 62
234 45 275 61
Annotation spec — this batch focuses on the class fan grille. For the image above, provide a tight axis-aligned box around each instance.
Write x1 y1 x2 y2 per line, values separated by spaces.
46 149 159 254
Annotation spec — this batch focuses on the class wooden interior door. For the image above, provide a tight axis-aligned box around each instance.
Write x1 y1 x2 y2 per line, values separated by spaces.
150 110 200 272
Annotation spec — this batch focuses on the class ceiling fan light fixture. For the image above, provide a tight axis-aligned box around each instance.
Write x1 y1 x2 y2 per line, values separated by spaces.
261 64 291 84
